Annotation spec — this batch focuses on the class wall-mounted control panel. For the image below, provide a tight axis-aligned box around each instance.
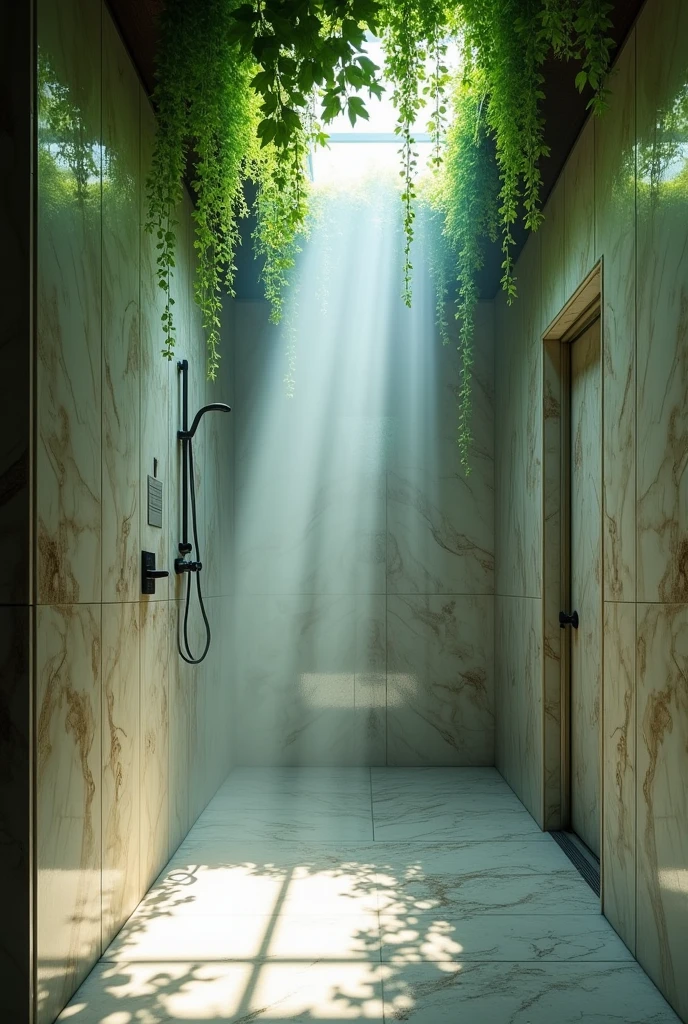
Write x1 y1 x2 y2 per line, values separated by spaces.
147 474 163 528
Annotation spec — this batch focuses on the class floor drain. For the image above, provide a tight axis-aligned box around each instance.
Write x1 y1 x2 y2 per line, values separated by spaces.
550 831 600 896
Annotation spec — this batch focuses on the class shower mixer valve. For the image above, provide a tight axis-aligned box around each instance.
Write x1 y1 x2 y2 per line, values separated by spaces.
175 557 202 574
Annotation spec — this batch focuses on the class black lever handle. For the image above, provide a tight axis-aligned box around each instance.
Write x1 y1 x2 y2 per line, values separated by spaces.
142 550 169 595
559 610 579 629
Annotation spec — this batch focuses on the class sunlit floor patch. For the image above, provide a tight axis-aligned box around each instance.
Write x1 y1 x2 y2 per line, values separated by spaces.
59 961 385 1022
58 768 680 1023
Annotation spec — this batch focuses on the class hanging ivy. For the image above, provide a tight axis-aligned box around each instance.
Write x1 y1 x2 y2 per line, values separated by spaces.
148 0 616 449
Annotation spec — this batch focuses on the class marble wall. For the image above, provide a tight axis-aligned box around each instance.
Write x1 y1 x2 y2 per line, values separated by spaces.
34 0 235 1021
231 269 494 766
494 0 688 1018
0 1 34 1018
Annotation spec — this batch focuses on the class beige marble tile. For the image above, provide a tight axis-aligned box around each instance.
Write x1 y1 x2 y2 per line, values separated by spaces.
233 297 387 597
386 466 493 596
202 375 229 600
184 598 207 827
602 602 636 954
597 34 636 602
101 13 140 603
36 0 102 605
386 595 494 766
105 910 382 962
168 601 192 853
59 961 385 1022
542 341 562 829
169 598 230 860
217 316 236 597
102 602 140 947
354 596 387 766
236 466 386 596
387 302 494 596
191 769 374 846
202 289 233 601
139 96 170 601
202 595 234 796
540 176 567 332
168 195 199 607
194 597 226 806
370 771 544 841
495 596 543 827
0 607 32 1016
380 961 679 1024
186 195 208 577
235 593 384 766
564 117 596 299
137 838 380 917
495 235 542 599
36 604 101 1024
140 598 169 889
570 319 602 858
380 914 629 963
636 0 688 603
637 602 688 1022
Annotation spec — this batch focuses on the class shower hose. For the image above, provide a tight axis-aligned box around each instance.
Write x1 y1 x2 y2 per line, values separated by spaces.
178 436 212 665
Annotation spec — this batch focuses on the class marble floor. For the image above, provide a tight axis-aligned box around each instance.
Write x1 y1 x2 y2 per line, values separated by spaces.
58 767 679 1023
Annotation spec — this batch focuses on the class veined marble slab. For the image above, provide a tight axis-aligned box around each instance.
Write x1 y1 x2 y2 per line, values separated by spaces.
58 961 385 1022
371 767 543 841
104 910 382 962
135 841 381 918
218 766 374 799
373 841 598 917
234 595 386 766
380 962 680 1023
386 596 494 766
186 804 375 844
379 913 631 963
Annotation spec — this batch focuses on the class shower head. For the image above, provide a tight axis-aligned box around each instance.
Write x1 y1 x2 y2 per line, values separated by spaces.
181 402 232 440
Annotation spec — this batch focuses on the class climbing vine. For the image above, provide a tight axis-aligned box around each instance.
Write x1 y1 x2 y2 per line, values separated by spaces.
148 0 616 455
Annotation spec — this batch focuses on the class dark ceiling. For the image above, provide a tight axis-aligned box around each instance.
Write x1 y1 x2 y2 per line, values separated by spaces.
107 0 646 299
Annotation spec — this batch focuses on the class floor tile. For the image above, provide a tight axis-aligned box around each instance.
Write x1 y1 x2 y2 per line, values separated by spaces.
380 962 680 1022
58 961 385 1022
58 768 678 1024
371 768 544 841
185 808 375 843
188 768 375 842
138 842 381 917
379 913 632 962
372 840 598 915
104 911 382 962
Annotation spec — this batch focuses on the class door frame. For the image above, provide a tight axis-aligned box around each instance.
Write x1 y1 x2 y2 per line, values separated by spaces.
541 261 603 847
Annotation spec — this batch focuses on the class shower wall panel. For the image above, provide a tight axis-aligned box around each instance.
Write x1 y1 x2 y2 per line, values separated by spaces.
34 0 236 1020
0 0 34 1017
494 1 688 1017
230 289 495 767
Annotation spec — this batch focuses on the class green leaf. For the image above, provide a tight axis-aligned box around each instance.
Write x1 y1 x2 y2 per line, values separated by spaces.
347 95 369 127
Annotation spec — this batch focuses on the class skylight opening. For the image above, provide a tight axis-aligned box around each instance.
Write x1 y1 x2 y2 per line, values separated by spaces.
310 36 459 188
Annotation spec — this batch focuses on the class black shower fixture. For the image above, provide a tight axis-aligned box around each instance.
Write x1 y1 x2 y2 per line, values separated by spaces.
176 359 231 664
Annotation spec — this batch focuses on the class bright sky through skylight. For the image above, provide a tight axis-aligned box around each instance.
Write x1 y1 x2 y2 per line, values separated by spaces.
310 37 458 186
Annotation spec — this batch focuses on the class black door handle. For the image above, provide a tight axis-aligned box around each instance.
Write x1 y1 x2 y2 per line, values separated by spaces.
559 610 579 629
142 550 170 594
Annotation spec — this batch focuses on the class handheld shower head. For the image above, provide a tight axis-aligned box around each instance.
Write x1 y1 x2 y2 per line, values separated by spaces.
180 402 232 440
